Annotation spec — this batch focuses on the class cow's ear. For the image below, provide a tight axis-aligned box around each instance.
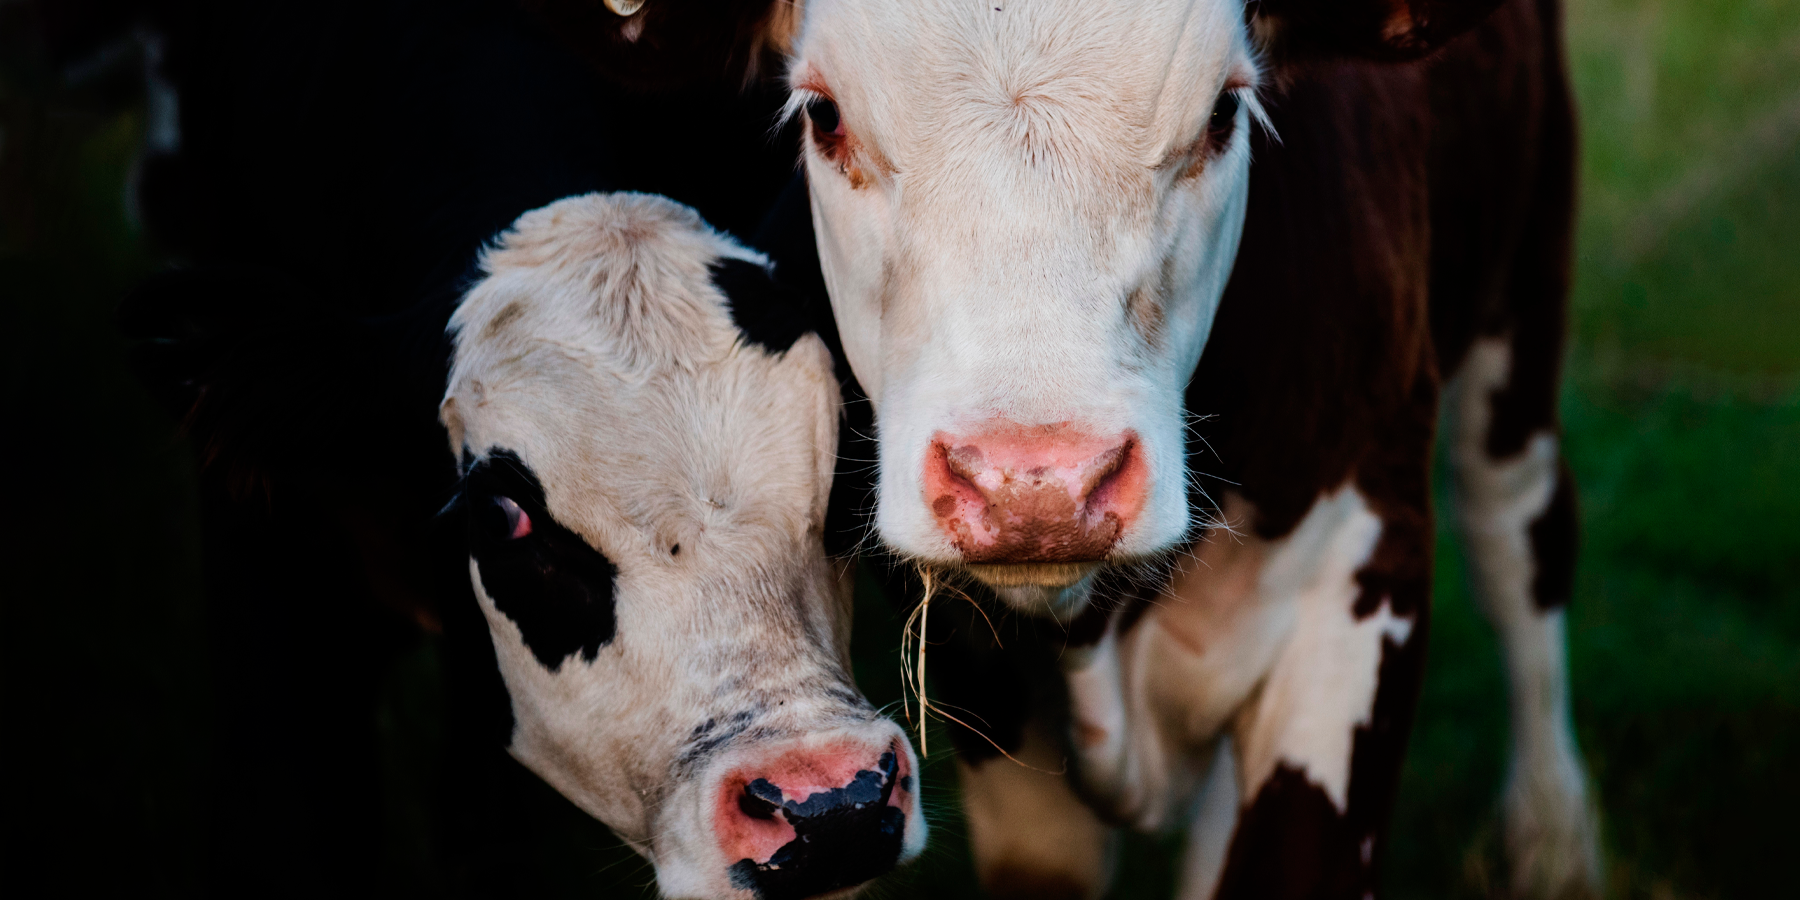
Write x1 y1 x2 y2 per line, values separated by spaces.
440 397 466 456
1249 0 1505 61
517 0 801 89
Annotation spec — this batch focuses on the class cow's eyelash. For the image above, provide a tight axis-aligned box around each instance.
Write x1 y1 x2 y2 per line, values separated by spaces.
1158 87 1272 171
779 88 821 128
1235 87 1275 140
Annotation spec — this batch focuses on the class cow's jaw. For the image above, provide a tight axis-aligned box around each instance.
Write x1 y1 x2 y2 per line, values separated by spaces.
796 0 1258 614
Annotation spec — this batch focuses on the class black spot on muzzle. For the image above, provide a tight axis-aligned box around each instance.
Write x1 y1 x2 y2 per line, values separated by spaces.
727 751 906 899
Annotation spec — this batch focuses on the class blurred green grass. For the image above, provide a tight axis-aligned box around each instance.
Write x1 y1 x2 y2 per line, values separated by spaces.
2 0 1794 896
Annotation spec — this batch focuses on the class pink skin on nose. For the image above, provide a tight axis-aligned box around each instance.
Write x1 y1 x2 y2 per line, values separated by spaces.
713 740 914 867
924 423 1147 563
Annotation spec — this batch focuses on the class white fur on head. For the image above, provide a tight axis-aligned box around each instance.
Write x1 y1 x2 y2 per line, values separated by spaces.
791 0 1262 612
440 193 923 897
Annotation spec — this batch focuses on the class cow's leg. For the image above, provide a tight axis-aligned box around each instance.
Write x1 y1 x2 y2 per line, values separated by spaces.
1445 336 1601 900
1210 485 1426 900
1173 736 1239 900
957 718 1118 900
1440 17 1603 891
890 565 1117 900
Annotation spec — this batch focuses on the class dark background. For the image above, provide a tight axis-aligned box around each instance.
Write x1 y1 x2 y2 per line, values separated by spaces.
2 0 1795 897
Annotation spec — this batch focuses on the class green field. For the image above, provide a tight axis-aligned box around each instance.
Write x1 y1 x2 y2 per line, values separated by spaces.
3 1 1795 896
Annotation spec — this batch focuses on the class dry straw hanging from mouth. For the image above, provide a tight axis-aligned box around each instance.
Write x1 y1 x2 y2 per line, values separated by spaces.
899 567 1060 773
898 567 935 756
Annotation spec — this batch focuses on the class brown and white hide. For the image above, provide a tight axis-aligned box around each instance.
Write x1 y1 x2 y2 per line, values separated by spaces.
786 0 1600 898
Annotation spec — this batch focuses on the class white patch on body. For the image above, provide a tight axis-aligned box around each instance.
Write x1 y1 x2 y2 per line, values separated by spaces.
1233 487 1401 812
1063 486 1412 898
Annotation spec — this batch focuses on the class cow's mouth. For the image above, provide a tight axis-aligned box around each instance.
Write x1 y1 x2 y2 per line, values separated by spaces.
964 561 1100 589
960 562 1105 616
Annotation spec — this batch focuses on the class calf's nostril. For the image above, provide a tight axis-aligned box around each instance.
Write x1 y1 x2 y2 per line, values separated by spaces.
738 780 784 821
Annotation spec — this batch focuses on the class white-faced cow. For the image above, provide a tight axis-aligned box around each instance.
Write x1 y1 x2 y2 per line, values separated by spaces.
439 193 926 899
774 0 1600 898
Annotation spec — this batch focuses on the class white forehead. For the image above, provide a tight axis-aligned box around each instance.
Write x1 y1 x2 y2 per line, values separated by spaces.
794 0 1254 173
450 192 760 374
443 193 837 550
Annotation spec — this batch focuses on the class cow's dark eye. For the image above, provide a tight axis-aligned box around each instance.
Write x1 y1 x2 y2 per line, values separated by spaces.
481 495 532 540
1208 91 1240 147
806 97 842 138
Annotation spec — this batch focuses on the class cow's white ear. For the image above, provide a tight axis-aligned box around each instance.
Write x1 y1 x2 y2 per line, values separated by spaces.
440 396 465 453
603 0 645 16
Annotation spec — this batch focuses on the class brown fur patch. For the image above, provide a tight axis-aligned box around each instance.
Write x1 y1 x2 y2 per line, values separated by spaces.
1186 56 1432 544
1125 254 1172 347
481 300 524 340
1249 0 1507 61
1528 457 1578 610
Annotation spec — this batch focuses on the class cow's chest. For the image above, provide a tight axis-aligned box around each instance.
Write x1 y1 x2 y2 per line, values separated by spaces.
1065 485 1410 829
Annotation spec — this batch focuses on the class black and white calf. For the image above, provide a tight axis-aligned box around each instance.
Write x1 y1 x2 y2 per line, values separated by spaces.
439 193 925 898
115 0 889 892
124 190 924 898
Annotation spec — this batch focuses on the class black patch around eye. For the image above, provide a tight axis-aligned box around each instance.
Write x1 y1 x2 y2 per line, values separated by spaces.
710 258 813 354
806 97 840 136
1208 91 1240 150
461 448 618 671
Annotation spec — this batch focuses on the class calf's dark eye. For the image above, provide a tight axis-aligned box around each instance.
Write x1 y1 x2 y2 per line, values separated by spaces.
806 97 842 137
481 495 532 540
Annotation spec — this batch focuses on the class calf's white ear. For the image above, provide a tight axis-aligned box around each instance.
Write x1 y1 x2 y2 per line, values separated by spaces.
603 0 645 15
440 397 465 455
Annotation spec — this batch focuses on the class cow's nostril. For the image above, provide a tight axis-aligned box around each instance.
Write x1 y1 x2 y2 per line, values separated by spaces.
943 444 986 487
738 780 783 821
1080 441 1131 509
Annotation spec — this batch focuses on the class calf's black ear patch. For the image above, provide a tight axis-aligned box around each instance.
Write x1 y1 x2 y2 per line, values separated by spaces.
710 257 812 354
462 448 618 671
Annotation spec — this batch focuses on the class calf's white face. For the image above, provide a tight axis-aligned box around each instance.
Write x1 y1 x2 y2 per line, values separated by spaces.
792 0 1259 613
441 194 925 900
